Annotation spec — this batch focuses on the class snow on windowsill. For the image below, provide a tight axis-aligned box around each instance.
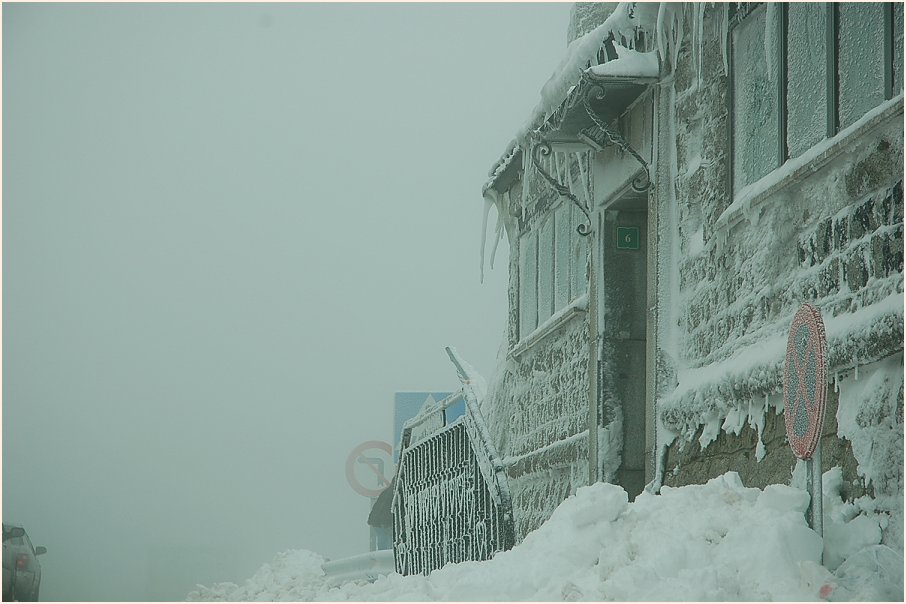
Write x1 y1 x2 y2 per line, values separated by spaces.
715 94 905 234
510 293 588 359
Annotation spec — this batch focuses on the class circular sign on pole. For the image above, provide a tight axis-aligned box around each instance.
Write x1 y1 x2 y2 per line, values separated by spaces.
345 440 393 498
783 303 828 460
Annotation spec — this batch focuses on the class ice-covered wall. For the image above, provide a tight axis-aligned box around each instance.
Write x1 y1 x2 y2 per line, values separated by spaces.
656 5 903 549
483 168 594 539
479 1 903 548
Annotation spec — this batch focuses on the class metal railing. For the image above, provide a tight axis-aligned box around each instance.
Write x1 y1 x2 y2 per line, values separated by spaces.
391 381 515 575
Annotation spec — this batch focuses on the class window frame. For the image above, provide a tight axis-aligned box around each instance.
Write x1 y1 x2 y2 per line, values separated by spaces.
728 2 899 194
727 2 786 194
515 200 588 345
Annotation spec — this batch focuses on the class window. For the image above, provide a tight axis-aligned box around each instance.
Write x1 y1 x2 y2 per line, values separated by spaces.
732 3 901 188
537 215 555 325
518 230 538 340
731 3 782 191
838 3 889 129
786 3 828 159
517 200 587 341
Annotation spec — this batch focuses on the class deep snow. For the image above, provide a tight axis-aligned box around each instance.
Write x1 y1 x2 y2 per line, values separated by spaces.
187 470 902 602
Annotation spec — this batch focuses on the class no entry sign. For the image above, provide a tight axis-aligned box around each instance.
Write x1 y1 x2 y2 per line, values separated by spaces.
783 303 828 460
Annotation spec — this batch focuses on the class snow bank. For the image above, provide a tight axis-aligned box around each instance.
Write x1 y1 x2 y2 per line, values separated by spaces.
187 472 902 601
187 549 327 602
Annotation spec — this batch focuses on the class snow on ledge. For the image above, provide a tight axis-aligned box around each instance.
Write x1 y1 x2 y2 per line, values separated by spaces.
509 293 588 359
661 290 905 437
588 45 659 78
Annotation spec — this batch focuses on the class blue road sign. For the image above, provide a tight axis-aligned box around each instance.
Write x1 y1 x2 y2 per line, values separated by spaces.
393 392 464 462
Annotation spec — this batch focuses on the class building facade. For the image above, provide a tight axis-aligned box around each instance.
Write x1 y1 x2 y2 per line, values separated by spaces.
479 1 903 549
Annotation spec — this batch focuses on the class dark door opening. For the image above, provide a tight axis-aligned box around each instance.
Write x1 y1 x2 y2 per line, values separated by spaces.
600 192 648 501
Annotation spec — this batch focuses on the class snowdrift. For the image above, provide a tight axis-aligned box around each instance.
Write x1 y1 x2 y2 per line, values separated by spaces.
187 471 902 601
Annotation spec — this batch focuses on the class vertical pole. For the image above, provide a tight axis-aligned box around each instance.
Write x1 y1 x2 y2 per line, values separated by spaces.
812 440 824 539
805 442 824 563
587 223 599 486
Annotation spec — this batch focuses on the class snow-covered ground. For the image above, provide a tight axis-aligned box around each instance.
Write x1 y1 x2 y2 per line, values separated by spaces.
187 470 902 601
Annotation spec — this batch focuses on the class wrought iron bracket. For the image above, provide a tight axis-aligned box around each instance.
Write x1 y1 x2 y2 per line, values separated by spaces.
580 71 652 193
530 140 592 236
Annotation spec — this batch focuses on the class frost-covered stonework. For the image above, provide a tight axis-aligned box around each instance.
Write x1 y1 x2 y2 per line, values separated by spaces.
478 2 903 554
484 268 591 538
653 4 903 551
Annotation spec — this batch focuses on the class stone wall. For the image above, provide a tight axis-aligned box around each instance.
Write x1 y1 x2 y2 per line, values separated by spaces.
657 6 904 526
663 389 866 503
480 2 903 546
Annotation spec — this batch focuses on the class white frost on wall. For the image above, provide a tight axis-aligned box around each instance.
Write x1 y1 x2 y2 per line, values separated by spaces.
835 354 904 547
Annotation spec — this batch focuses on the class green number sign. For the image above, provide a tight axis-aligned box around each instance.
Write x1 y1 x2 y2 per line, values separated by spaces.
616 226 640 250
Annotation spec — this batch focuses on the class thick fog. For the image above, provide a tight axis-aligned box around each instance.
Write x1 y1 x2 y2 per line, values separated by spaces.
3 3 573 601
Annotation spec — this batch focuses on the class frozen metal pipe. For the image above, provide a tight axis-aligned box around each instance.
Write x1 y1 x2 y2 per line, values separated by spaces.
321 550 396 587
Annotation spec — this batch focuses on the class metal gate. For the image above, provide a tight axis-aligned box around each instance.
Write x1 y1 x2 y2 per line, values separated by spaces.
391 387 515 575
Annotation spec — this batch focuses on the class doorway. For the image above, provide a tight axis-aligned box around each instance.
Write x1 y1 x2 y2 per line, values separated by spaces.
599 189 649 500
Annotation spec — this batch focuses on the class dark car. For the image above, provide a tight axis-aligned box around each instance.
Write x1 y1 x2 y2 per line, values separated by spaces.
2 524 45 601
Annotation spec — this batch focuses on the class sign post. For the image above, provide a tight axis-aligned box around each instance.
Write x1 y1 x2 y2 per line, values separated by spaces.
783 303 828 538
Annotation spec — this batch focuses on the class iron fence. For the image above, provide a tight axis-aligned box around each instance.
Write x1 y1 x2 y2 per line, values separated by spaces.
391 390 515 575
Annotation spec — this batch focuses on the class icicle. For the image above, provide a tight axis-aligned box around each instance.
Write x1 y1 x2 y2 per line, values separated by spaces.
854 363 859 381
656 2 668 69
690 3 699 86
577 151 592 209
565 152 573 191
834 372 839 392
489 188 509 270
479 191 497 283
696 3 705 84
720 3 729 76
671 4 685 75
765 3 777 83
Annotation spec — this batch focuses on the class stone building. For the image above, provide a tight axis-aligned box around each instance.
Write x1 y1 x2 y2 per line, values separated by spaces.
478 1 903 550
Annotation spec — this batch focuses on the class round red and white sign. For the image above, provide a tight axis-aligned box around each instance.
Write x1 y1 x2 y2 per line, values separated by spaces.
783 303 828 460
345 440 393 498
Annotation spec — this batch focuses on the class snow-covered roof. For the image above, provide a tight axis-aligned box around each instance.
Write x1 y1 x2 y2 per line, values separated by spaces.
482 141 521 196
482 1 661 195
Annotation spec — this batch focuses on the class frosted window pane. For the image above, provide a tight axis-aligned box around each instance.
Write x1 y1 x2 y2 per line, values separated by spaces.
787 4 828 159
895 4 904 94
519 231 538 339
838 3 886 129
554 202 572 311
537 215 555 325
732 5 780 191
571 203 587 300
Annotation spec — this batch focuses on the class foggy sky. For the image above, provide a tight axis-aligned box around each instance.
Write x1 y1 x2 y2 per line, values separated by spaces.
3 3 573 600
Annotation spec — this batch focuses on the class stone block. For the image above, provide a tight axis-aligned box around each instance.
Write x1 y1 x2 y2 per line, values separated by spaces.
892 181 904 223
816 217 833 261
845 250 869 291
849 206 866 241
870 234 888 279
834 216 849 250
887 225 904 273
